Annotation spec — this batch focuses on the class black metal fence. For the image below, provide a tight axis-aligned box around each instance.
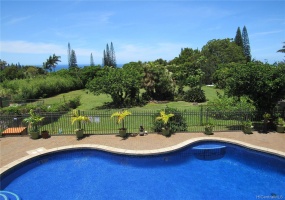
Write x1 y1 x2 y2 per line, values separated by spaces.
1 108 276 136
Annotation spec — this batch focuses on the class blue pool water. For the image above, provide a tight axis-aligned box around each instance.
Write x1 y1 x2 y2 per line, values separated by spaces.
1 141 285 200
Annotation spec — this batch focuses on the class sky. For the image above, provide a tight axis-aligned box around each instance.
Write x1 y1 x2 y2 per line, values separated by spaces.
0 0 285 66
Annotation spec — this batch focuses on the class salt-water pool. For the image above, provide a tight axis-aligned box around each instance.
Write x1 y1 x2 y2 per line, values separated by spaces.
1 141 284 200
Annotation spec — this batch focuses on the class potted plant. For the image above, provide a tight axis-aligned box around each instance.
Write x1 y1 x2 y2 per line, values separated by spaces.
23 109 44 139
204 123 214 135
71 110 91 139
242 120 253 134
155 110 174 136
111 110 132 137
262 112 271 133
276 117 285 133
41 130 50 139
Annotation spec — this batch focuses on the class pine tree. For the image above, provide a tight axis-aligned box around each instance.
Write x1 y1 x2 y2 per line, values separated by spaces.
102 42 116 67
234 27 243 48
103 50 107 66
110 42 117 67
242 26 252 62
106 44 111 66
68 43 71 68
90 53 95 66
69 49 78 69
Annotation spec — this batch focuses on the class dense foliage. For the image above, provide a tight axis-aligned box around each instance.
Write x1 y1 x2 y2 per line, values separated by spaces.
224 62 285 113
207 93 256 120
200 38 246 84
214 61 285 114
1 75 83 100
183 88 206 103
152 107 187 134
0 96 81 115
87 66 143 107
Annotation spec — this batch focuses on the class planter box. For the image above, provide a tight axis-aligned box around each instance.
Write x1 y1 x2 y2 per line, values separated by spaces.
119 129 127 137
30 131 40 139
243 127 253 134
276 126 285 133
41 131 50 139
162 128 170 137
204 127 213 135
75 129 84 139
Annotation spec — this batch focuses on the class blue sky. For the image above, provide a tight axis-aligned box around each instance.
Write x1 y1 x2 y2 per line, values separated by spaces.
1 0 284 65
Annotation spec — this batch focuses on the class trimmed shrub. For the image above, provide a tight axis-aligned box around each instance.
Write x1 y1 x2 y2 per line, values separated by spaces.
183 87 206 103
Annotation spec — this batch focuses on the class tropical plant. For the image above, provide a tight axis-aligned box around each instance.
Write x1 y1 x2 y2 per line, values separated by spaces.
23 109 44 132
155 110 175 136
153 107 187 134
263 113 271 120
204 122 214 135
277 42 285 54
276 117 285 126
111 110 132 130
71 110 90 131
242 120 253 128
155 111 174 125
276 117 285 133
241 120 253 134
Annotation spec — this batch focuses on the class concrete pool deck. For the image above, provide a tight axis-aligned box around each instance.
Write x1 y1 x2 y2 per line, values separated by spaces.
1 131 285 174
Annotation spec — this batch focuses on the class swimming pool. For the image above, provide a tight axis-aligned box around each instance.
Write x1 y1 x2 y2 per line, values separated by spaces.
1 141 284 200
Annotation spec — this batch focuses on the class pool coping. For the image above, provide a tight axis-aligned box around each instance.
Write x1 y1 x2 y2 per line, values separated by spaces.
1 137 285 175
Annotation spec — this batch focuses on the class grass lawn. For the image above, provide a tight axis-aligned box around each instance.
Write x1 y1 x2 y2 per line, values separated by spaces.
37 86 239 135
40 85 223 111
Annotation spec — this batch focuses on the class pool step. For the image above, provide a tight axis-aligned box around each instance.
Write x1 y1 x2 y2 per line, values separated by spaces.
192 144 226 160
0 191 21 200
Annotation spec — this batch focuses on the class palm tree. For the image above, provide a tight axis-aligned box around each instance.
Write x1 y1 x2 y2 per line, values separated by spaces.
277 42 285 53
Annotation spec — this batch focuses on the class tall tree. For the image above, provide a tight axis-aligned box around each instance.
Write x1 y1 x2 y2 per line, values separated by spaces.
102 42 116 67
201 38 246 84
43 54 61 72
110 42 117 67
103 50 106 66
68 43 71 68
226 62 285 113
277 42 285 54
242 26 252 62
234 27 243 48
0 59 7 71
69 50 78 69
90 53 95 66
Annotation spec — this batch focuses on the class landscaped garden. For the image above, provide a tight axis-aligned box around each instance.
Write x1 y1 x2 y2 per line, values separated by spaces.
1 39 285 138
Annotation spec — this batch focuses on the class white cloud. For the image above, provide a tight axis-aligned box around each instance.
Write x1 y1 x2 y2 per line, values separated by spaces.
0 41 67 54
4 16 31 25
251 30 284 37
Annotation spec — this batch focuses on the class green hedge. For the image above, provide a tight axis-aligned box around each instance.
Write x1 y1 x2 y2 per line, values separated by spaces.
1 75 83 100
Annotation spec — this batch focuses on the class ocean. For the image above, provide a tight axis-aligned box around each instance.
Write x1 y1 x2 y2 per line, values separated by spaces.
52 64 124 71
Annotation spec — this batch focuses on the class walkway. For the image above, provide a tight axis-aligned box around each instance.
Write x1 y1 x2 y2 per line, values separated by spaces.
1 131 285 170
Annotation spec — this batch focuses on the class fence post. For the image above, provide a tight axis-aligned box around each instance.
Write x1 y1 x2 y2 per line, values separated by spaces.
200 106 203 126
206 107 209 124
